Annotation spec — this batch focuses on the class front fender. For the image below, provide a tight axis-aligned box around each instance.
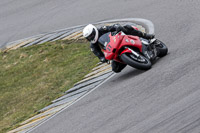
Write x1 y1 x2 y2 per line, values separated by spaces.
120 48 132 56
120 48 139 57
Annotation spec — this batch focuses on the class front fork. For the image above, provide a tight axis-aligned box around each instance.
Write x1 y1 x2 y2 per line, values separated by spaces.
142 40 159 61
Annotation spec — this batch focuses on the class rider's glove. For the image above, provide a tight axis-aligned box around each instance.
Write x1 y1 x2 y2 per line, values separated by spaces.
145 34 155 39
114 24 124 33
100 57 107 63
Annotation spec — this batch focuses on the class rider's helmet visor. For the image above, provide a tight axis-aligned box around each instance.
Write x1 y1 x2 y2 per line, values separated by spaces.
86 29 96 42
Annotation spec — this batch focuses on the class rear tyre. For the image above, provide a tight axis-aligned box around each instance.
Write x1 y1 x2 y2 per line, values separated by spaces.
121 53 152 70
155 39 168 57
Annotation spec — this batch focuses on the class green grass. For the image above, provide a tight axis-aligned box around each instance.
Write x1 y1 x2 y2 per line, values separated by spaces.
0 40 99 133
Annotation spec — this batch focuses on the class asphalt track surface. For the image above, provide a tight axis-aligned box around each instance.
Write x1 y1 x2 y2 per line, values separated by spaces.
2 0 200 133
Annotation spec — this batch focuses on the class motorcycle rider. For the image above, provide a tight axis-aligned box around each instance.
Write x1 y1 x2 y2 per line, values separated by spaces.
82 24 155 73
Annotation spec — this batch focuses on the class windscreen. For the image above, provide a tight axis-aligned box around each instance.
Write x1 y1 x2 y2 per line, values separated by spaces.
98 32 111 49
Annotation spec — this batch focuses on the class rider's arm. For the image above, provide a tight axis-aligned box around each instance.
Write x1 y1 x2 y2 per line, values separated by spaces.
124 25 155 39
90 42 106 62
99 24 154 39
98 24 128 34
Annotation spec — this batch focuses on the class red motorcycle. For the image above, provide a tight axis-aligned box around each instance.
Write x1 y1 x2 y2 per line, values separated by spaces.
98 30 168 70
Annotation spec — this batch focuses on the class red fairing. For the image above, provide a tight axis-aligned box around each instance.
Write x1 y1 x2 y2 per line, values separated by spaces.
103 33 124 60
103 49 114 60
119 35 143 52
120 48 132 55
102 31 143 63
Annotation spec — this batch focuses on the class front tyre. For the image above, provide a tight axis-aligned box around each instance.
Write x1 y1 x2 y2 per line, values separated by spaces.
155 39 168 57
121 53 152 70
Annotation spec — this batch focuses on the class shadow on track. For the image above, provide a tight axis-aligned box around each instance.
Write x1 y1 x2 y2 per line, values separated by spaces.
114 68 145 82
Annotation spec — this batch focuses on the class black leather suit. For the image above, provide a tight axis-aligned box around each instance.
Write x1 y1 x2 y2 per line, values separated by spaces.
90 24 153 73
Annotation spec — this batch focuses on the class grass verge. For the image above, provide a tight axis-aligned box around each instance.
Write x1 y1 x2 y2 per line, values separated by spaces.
0 40 99 133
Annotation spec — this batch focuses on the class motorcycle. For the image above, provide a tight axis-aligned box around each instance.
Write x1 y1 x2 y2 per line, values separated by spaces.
98 28 168 70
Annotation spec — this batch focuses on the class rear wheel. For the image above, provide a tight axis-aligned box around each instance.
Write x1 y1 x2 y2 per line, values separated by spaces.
155 39 168 57
121 53 152 70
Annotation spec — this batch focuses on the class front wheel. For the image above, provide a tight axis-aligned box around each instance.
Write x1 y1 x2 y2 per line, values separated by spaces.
155 39 168 57
121 53 152 70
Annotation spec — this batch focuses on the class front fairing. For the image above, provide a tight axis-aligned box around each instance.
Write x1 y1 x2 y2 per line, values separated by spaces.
119 35 143 52
99 32 124 60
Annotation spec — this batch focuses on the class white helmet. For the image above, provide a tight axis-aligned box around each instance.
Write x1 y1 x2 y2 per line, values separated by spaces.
83 24 99 43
